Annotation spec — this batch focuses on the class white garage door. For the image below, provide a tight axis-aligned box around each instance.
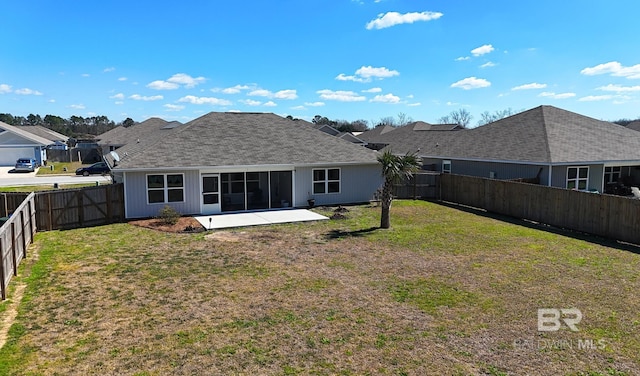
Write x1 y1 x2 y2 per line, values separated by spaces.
0 147 35 166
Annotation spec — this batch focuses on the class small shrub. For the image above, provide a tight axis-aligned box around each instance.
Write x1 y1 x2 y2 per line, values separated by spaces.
157 205 180 225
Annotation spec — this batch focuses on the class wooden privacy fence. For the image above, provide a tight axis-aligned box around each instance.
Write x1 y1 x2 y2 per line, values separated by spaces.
393 172 440 199
440 174 640 245
1 183 125 232
0 192 36 300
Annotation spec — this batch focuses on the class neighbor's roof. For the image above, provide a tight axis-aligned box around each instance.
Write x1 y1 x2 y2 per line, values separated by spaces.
110 112 380 170
17 126 69 143
0 121 53 146
96 118 183 147
627 121 640 132
366 105 640 164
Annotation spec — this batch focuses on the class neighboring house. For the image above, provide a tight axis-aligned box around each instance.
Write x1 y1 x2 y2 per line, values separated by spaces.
357 122 462 151
363 105 640 194
18 125 70 150
308 122 367 145
96 118 183 151
105 112 382 219
0 121 50 166
627 120 640 132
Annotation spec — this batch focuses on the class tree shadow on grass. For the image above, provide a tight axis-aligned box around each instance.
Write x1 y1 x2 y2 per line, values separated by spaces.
325 226 380 240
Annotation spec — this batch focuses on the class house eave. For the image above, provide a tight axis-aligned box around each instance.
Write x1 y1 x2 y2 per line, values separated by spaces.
114 160 379 173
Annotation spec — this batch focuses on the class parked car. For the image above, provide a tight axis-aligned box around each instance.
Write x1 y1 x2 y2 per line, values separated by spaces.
75 162 110 176
14 158 38 172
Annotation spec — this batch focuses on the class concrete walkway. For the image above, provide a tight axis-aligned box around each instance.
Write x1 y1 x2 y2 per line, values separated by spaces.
194 209 328 230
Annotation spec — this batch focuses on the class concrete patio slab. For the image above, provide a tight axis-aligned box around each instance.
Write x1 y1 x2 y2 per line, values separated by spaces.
194 209 328 230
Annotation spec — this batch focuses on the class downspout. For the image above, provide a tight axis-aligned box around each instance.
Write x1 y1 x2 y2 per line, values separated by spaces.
548 164 552 187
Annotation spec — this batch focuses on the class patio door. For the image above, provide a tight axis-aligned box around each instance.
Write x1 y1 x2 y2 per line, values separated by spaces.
201 174 220 214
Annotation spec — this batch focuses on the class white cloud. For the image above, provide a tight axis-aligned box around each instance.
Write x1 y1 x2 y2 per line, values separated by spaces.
241 99 262 106
471 44 494 57
129 94 163 101
366 11 443 30
596 84 640 92
69 104 85 109
178 95 232 106
164 104 185 111
578 95 614 102
291 105 306 110
304 102 325 107
480 62 496 68
247 88 297 100
407 102 421 107
538 91 576 99
147 73 206 90
109 93 125 100
81 73 90 77
450 77 491 90
216 85 251 94
512 83 547 91
274 89 297 100
147 80 179 90
370 93 401 103
264 101 277 107
455 56 470 61
357 66 399 79
0 84 11 93
118 77 128 81
15 88 43 95
336 66 399 83
581 61 640 79
103 67 115 73
317 89 366 102
362 87 383 93
167 73 206 88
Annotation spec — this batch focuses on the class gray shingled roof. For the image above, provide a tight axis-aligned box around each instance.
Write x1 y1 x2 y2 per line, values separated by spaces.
111 112 380 170
0 121 52 145
366 106 640 164
97 118 182 148
17 126 69 143
627 121 640 132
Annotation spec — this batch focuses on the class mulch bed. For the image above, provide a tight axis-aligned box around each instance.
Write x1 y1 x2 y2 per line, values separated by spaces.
129 216 205 233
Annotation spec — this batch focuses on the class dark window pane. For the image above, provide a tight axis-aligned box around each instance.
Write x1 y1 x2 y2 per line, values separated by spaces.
567 168 577 179
328 168 340 181
148 190 164 203
579 168 588 179
328 181 340 193
578 181 587 190
203 194 219 204
230 173 244 180
313 169 325 181
147 175 164 189
231 182 245 193
167 174 183 187
168 189 184 202
203 177 218 193
246 172 259 180
567 181 576 189
313 182 325 194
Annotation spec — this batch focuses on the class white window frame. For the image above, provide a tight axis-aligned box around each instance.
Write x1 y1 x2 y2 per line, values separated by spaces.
146 173 185 204
566 166 589 190
312 168 341 195
442 160 451 174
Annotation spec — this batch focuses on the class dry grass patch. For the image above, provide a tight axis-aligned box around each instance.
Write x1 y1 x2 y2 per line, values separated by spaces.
0 201 638 375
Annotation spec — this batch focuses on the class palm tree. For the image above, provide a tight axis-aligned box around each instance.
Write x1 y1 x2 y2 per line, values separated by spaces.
377 150 421 229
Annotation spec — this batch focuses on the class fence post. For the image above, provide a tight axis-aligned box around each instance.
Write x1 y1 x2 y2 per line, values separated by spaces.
20 210 26 259
11 222 17 277
0 238 5 300
48 192 53 231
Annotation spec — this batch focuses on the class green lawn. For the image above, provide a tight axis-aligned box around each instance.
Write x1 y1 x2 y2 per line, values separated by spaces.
36 161 84 176
0 201 638 375
0 183 100 193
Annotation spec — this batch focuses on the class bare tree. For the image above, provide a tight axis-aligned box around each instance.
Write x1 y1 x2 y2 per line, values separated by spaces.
439 109 473 128
477 108 518 126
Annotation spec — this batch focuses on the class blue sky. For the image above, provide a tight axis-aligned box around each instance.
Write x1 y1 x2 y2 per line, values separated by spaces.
1 0 639 126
